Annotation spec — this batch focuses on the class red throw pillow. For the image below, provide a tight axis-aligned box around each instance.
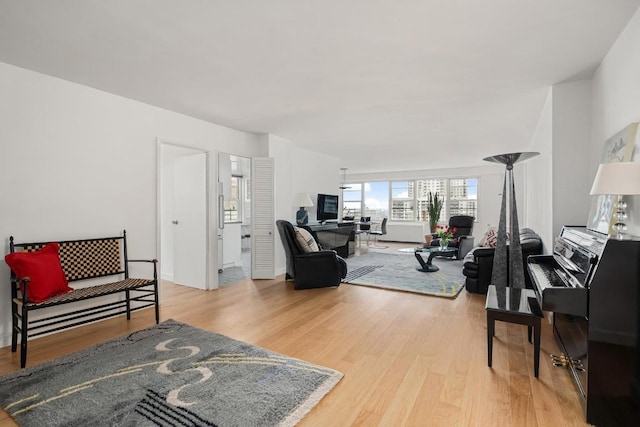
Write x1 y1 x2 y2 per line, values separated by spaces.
5 243 73 303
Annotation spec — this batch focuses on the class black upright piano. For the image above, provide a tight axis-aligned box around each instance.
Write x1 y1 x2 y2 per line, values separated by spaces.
527 226 640 426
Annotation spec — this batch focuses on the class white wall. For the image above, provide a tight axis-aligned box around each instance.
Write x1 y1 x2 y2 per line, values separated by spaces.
267 134 341 275
552 80 593 237
590 7 640 237
0 62 264 346
527 89 554 249
526 7 640 244
527 81 593 250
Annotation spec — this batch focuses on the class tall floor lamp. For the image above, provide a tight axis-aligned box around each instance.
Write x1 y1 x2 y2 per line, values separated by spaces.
483 152 539 290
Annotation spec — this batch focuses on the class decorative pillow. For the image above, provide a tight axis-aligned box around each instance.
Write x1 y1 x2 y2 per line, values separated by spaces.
294 227 319 253
5 243 73 303
482 227 510 248
483 228 499 247
478 225 494 247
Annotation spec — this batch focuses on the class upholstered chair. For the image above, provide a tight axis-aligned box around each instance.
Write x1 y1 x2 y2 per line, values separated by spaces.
368 218 388 248
430 215 475 259
276 220 347 290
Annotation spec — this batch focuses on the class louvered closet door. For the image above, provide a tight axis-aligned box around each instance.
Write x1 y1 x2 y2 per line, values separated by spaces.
251 157 275 279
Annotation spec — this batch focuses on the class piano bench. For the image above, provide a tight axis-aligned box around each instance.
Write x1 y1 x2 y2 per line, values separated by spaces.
485 285 543 378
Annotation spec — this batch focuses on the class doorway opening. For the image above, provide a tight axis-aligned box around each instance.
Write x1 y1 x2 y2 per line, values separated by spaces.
218 153 252 286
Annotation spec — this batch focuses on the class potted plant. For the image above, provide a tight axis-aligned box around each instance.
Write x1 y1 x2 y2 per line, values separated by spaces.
427 191 443 233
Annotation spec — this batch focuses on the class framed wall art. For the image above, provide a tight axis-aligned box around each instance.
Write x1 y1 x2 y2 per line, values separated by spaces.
586 122 638 234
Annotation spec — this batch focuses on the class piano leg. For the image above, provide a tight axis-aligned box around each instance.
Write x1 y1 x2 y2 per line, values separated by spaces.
487 311 495 368
533 318 541 378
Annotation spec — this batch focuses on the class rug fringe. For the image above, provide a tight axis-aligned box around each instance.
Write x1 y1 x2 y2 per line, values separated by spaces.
277 372 344 427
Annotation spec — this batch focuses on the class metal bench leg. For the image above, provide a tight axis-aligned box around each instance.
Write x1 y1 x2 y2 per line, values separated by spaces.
11 303 18 352
154 281 159 324
125 290 131 320
20 305 28 368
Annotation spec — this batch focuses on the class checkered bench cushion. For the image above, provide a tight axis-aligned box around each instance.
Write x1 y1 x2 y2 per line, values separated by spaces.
18 278 154 308
21 238 122 282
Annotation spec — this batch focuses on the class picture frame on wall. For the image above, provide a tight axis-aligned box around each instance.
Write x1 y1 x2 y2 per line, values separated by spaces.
586 122 638 234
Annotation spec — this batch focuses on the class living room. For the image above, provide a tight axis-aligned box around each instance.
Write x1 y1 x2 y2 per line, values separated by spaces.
2 1 640 425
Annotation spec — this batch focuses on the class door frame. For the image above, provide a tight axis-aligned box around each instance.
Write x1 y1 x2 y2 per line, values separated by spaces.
156 139 217 290
218 153 253 275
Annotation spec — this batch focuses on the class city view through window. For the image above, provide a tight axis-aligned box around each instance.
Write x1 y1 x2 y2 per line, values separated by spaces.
342 178 477 224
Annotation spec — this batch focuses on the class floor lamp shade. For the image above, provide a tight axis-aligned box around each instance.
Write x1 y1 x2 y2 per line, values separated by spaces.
483 151 539 290
292 192 314 225
590 162 640 238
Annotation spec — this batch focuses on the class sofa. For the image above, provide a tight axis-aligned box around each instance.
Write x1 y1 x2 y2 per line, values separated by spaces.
462 228 543 294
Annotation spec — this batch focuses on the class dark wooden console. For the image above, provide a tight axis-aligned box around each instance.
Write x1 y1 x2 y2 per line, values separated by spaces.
304 223 355 258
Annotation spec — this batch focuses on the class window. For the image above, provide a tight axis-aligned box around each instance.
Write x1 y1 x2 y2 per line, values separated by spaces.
364 182 389 220
224 176 241 222
415 179 447 223
391 181 413 221
341 176 478 223
342 183 362 219
448 178 478 218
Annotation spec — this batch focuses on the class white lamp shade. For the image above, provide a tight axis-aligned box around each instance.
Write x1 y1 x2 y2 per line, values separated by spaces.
590 162 640 195
292 192 314 207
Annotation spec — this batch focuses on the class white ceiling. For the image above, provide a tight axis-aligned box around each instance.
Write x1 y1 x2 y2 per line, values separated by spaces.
1 0 639 173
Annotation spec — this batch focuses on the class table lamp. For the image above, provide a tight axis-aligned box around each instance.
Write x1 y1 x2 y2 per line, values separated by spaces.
589 161 640 239
292 192 314 225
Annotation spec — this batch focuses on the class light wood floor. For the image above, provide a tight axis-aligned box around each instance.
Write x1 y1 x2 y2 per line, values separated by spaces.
0 243 590 426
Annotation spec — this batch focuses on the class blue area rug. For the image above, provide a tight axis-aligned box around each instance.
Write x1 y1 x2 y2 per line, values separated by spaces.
344 250 465 298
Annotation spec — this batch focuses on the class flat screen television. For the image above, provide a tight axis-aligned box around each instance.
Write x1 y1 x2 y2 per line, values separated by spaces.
317 193 339 223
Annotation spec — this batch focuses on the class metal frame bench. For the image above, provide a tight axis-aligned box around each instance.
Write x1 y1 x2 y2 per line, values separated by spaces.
8 230 158 368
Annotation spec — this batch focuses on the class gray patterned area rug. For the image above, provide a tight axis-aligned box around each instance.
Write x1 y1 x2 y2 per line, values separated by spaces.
344 250 465 298
0 320 343 427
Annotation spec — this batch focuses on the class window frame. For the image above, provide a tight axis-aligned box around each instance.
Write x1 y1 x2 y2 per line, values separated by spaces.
223 175 243 223
341 176 478 224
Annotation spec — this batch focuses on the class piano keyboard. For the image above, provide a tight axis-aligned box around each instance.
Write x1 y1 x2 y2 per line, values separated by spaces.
529 263 569 288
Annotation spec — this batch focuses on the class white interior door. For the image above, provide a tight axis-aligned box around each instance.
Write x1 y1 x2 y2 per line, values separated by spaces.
173 153 208 289
251 157 275 279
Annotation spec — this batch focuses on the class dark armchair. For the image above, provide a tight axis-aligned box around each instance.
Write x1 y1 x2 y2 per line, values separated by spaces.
430 215 475 259
276 220 347 290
